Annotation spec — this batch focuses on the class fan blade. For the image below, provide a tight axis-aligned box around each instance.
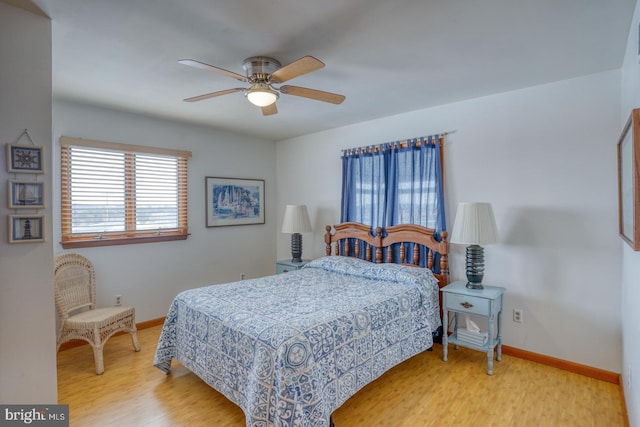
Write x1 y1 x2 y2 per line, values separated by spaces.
184 88 244 102
179 59 247 82
261 103 278 116
270 56 324 83
279 85 345 104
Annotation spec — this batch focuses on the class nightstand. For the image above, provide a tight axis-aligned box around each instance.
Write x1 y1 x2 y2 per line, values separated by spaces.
441 281 505 375
275 259 310 274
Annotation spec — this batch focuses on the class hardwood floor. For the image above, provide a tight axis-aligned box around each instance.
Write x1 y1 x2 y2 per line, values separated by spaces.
57 325 627 426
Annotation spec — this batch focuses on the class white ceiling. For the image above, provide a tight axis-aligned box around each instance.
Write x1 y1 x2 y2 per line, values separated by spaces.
27 0 636 141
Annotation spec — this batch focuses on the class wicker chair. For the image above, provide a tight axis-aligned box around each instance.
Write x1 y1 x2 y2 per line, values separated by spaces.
54 253 140 374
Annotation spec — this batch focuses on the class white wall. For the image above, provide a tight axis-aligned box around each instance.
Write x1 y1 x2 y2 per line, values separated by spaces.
53 101 278 322
620 1 640 425
276 70 622 373
0 2 57 403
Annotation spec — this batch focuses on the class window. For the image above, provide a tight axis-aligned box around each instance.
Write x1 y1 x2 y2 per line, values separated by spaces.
60 136 191 248
341 136 445 231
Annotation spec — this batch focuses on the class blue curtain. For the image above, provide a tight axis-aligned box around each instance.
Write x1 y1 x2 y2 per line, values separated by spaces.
387 137 446 232
340 144 389 229
340 135 446 266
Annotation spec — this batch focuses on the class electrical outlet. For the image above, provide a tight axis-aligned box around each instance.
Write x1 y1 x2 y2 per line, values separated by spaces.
115 295 122 306
513 308 523 323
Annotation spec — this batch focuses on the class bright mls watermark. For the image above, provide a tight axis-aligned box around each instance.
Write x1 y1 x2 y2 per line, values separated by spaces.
0 405 68 426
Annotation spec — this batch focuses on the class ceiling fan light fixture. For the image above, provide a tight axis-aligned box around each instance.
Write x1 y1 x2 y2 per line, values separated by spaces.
180 55 345 116
246 84 279 107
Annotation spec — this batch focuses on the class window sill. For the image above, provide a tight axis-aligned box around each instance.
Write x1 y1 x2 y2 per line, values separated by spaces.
61 233 189 249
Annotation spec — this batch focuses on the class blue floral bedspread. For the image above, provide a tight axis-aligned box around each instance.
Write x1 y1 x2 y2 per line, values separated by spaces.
153 256 441 427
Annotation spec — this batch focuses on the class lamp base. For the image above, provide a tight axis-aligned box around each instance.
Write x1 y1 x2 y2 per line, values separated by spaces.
290 233 302 263
465 244 485 289
465 281 484 290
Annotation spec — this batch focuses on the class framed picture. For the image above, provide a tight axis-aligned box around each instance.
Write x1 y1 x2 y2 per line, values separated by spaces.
6 144 44 174
8 215 45 243
206 177 265 227
8 180 45 209
618 108 640 250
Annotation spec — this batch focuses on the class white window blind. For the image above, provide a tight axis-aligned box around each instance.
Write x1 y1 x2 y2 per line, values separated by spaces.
60 137 191 248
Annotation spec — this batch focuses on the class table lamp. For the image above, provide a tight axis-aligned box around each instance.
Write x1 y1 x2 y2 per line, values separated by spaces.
450 202 499 289
281 205 312 263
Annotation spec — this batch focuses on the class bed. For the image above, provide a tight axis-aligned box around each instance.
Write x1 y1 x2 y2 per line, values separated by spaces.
153 222 449 427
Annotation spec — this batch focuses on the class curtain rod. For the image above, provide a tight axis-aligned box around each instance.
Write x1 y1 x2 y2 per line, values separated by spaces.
341 131 451 154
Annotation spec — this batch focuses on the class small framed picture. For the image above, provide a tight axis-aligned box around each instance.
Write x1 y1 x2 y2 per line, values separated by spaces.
8 215 45 243
206 177 265 227
8 181 45 209
7 144 44 174
618 108 640 250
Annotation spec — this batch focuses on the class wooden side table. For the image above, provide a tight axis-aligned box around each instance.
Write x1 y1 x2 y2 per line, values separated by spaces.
275 259 310 274
441 281 505 375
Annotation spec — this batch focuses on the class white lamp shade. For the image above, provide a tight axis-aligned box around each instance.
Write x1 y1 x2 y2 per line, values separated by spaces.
281 205 312 233
246 90 278 107
246 82 279 107
450 202 499 245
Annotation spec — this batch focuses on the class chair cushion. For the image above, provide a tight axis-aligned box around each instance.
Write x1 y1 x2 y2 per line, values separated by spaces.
66 306 135 326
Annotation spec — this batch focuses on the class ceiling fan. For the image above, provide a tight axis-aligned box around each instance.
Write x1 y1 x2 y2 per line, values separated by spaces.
179 55 345 116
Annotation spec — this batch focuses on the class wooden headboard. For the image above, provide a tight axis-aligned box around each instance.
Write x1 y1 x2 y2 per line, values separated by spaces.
324 222 449 288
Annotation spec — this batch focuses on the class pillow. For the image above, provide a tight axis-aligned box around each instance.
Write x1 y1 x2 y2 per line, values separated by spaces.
305 256 439 291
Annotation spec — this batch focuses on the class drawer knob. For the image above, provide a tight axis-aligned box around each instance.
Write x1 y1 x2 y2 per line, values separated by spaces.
460 301 474 309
